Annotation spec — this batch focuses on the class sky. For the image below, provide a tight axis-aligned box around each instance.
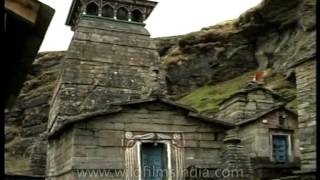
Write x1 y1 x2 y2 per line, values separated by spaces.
38 0 262 52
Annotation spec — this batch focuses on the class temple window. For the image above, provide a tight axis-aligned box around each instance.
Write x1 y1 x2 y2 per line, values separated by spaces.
117 7 129 21
279 112 287 126
131 9 143 22
86 2 99 16
102 5 113 18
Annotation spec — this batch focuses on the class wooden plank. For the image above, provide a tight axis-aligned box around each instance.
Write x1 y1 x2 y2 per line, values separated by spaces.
5 0 40 24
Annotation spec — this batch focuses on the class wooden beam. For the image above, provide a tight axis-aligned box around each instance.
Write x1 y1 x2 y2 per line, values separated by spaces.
5 0 40 24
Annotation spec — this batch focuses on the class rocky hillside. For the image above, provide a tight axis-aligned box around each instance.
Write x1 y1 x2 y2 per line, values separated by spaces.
155 0 314 115
4 0 315 175
155 0 314 96
5 52 64 175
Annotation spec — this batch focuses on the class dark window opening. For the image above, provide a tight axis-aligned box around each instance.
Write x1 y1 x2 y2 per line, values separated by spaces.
132 9 143 22
279 112 286 126
117 7 129 21
141 143 167 179
287 71 297 87
152 69 159 75
214 132 219 141
102 5 113 18
86 3 99 16
272 135 289 162
279 118 285 126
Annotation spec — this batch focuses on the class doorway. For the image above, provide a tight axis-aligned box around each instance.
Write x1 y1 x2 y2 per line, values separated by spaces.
141 143 167 180
272 135 289 162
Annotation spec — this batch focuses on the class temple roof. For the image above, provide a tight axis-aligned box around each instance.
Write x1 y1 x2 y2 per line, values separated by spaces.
48 97 235 139
236 104 298 126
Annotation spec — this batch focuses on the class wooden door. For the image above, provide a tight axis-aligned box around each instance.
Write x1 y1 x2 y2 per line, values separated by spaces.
141 143 166 180
272 135 288 162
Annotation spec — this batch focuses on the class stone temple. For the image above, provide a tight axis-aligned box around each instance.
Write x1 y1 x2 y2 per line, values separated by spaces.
44 0 315 180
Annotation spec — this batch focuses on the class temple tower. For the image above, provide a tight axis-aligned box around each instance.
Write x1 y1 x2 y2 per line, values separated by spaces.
48 0 166 133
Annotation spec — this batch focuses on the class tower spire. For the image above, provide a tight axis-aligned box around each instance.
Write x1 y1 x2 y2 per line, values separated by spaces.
48 0 166 133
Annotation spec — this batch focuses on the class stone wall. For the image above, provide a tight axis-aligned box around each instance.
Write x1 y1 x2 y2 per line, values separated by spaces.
217 132 253 180
30 139 48 176
47 102 228 179
294 60 316 171
237 123 257 157
47 129 74 180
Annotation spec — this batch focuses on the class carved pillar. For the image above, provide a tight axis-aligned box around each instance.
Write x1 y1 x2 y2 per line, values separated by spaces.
128 11 132 21
98 0 102 16
113 9 117 19
142 13 146 22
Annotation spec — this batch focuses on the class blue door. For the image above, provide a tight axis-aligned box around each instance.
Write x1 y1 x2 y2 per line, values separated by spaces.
273 135 288 162
141 143 165 180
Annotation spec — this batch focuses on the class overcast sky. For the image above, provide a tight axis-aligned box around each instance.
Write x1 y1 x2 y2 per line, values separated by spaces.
39 0 262 52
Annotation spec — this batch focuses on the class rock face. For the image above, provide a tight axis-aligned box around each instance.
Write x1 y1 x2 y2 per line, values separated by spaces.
4 0 315 177
154 0 315 97
5 51 64 175
294 60 316 171
156 20 259 96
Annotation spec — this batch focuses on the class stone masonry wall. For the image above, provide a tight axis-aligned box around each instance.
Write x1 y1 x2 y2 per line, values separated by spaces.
295 60 316 171
47 129 74 180
218 132 253 180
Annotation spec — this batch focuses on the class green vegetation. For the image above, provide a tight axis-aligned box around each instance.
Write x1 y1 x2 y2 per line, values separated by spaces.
178 70 298 114
264 73 297 110
287 98 297 110
178 71 255 114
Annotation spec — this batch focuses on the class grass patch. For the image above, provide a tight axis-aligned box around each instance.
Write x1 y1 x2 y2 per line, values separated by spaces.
178 71 255 114
178 70 297 115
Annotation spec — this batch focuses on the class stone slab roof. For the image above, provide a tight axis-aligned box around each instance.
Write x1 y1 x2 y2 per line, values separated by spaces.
48 97 234 139
236 104 298 126
218 85 286 106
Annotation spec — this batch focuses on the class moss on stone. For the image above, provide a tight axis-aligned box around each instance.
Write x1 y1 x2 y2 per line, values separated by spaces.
287 98 297 111
178 71 255 114
264 72 297 109
178 70 297 115
274 88 296 101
